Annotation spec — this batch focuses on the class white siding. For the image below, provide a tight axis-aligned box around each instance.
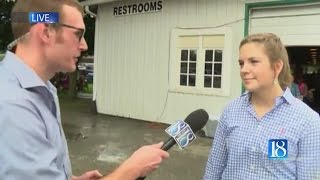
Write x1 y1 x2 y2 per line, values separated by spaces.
93 0 269 123
250 3 320 46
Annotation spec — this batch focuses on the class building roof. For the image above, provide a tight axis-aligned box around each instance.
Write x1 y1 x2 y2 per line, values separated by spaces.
80 0 120 6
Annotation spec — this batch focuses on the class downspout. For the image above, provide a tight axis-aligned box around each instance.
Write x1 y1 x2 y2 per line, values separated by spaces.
84 5 97 18
84 5 97 113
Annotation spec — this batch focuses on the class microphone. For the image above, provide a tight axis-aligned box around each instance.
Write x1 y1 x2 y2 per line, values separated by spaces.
161 109 209 150
136 109 209 180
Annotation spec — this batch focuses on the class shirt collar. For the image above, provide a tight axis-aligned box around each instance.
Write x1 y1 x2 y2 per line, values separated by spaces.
282 87 295 105
241 87 295 106
2 51 51 89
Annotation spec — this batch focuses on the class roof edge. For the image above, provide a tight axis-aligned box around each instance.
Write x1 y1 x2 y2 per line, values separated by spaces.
80 0 118 6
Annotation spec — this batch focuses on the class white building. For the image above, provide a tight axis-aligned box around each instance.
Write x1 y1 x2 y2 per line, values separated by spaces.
81 0 320 125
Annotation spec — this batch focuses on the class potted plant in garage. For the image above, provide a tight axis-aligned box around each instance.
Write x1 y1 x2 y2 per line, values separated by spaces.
77 62 94 99
0 49 5 61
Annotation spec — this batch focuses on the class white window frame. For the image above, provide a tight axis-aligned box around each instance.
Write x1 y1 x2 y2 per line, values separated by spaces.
169 27 232 96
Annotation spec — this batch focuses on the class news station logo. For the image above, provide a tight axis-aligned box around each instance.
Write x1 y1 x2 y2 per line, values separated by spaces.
174 126 195 148
268 139 288 159
165 120 196 149
29 12 59 23
165 120 187 137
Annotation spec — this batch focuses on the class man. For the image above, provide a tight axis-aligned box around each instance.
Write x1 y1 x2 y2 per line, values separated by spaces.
0 0 169 179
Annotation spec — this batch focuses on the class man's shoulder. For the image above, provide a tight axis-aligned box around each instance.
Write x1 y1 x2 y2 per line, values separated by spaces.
0 68 29 102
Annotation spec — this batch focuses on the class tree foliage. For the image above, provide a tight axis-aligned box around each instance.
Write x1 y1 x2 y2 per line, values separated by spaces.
0 0 15 52
83 14 95 56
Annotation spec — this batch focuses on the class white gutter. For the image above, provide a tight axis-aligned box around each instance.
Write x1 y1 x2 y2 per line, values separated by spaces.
80 0 120 6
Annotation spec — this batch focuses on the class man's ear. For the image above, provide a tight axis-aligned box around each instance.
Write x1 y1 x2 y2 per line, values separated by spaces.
35 23 52 44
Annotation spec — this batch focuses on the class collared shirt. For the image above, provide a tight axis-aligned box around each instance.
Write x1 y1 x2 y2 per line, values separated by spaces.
203 88 320 180
0 51 72 179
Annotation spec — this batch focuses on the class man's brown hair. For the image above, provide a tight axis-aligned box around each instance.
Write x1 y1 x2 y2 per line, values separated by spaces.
11 0 84 39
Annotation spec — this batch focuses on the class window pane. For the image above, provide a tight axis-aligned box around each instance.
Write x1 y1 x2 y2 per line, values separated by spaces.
180 63 187 73
189 75 196 86
189 63 196 74
213 76 221 88
180 75 187 86
214 63 222 75
204 76 212 88
205 63 212 75
205 50 213 62
190 50 197 61
214 50 223 62
181 50 188 61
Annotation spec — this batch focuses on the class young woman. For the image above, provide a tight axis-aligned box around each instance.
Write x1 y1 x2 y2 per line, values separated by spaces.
203 33 320 180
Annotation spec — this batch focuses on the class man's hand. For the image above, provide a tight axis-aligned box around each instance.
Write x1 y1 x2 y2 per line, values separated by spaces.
71 170 103 180
123 142 170 177
99 142 170 180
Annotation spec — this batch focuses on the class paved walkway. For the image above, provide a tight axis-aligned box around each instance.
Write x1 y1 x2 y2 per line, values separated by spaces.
60 97 213 180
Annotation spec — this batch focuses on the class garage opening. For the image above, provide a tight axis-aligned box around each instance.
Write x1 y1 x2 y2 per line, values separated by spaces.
287 46 320 114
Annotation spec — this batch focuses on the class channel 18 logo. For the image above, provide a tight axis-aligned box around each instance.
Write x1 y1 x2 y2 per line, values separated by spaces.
268 139 288 159
175 126 196 149
165 121 196 149
165 120 187 137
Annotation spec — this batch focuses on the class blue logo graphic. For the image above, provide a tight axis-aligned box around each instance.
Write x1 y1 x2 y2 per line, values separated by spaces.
268 139 288 159
165 120 187 137
29 12 59 23
165 120 196 149
175 126 195 148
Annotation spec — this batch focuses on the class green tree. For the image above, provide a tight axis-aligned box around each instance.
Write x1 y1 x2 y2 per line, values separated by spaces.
0 0 15 52
83 14 95 55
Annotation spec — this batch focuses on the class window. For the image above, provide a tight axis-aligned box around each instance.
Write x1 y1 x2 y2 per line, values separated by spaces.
169 28 232 96
177 35 224 89
204 49 223 88
180 49 197 87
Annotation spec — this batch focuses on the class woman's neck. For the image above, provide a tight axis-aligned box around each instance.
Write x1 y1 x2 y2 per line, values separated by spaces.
250 85 284 117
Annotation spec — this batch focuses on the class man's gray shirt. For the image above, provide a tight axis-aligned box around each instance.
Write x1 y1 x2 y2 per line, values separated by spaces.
0 51 71 179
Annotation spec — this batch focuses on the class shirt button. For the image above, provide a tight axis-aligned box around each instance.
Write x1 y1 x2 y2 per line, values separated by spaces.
250 165 255 170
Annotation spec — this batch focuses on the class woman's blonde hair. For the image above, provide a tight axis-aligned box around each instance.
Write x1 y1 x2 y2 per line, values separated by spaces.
239 33 293 90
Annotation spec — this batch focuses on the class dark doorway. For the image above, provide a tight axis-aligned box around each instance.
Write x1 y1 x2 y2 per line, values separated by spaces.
287 46 320 113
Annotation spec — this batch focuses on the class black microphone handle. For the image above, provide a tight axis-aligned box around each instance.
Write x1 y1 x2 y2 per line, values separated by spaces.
161 137 176 151
136 138 176 180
